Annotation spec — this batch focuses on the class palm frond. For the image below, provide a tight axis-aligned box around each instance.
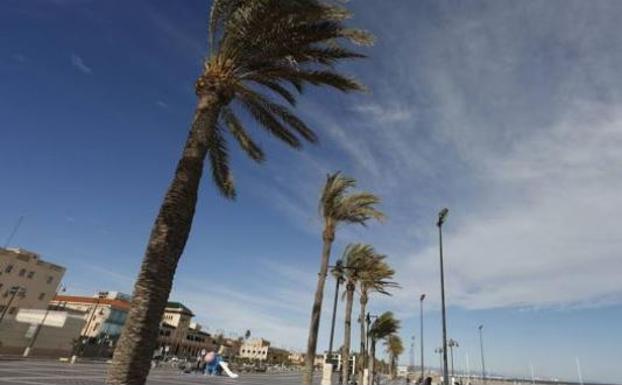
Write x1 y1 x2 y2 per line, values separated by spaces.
222 107 265 162
384 334 404 356
320 171 356 217
334 192 386 225
209 0 243 52
359 255 400 297
237 91 302 148
247 77 298 106
369 311 400 339
202 0 373 198
207 124 236 199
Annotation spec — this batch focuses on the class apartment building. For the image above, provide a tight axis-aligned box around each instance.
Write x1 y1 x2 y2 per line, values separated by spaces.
0 248 65 317
51 291 130 339
239 338 290 363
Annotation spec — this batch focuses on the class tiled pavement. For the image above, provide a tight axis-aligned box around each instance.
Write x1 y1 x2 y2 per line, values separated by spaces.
0 360 326 385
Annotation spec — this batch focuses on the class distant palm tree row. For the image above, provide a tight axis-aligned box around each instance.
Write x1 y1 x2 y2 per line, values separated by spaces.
103 1 403 385
303 173 402 384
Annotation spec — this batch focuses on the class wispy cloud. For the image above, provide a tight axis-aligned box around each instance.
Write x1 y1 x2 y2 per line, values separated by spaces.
244 0 622 314
70 53 92 74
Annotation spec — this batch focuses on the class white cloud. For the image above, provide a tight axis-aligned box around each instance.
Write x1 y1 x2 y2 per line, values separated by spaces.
70 53 92 74
244 1 622 314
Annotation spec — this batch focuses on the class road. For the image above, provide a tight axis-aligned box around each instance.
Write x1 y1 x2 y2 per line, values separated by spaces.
0 359 324 385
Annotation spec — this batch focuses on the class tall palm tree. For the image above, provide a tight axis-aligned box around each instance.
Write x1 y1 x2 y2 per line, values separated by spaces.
304 172 384 384
339 243 378 384
357 255 398 382
106 1 373 384
384 334 404 380
368 312 400 385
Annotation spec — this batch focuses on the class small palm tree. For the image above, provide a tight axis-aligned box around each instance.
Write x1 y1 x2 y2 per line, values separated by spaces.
357 255 398 382
368 312 400 385
339 243 378 384
384 334 404 380
304 172 384 384
106 1 373 384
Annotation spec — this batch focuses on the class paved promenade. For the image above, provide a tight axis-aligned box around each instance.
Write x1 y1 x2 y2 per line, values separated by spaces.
0 359 324 385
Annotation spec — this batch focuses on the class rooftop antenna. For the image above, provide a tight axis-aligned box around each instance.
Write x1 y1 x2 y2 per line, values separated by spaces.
3 216 24 248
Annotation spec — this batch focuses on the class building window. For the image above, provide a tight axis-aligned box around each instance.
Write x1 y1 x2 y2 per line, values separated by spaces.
27 271 35 279
38 293 45 301
4 265 13 273
19 269 26 277
8 306 17 315
0 305 5 313
46 276 53 284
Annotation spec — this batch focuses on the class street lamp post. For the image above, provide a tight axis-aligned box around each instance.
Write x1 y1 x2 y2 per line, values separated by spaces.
0 286 25 324
24 284 66 356
437 208 450 385
420 294 426 381
434 347 443 375
479 325 487 385
448 339 459 379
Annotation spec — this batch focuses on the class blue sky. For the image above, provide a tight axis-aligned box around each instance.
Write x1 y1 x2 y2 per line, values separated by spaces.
1 0 621 383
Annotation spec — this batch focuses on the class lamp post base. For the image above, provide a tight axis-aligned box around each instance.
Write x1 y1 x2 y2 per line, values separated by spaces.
321 363 333 385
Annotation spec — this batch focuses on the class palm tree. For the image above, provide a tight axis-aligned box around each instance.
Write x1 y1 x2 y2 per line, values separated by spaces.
304 172 384 384
385 334 404 380
368 312 400 385
339 243 378 384
357 255 398 382
106 1 373 384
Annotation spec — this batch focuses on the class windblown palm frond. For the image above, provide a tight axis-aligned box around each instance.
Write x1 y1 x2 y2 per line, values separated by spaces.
369 311 400 340
320 172 385 226
197 0 374 197
360 255 399 297
339 243 378 285
384 334 404 356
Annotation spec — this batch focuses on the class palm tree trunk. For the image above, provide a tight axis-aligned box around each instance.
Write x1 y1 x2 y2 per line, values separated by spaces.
357 293 368 384
303 222 335 385
394 356 398 379
106 95 222 385
341 282 355 384
368 339 376 385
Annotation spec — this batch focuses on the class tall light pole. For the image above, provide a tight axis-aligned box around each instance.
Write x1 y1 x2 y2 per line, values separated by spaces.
437 208 450 385
479 325 486 385
434 347 443 374
420 294 426 380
